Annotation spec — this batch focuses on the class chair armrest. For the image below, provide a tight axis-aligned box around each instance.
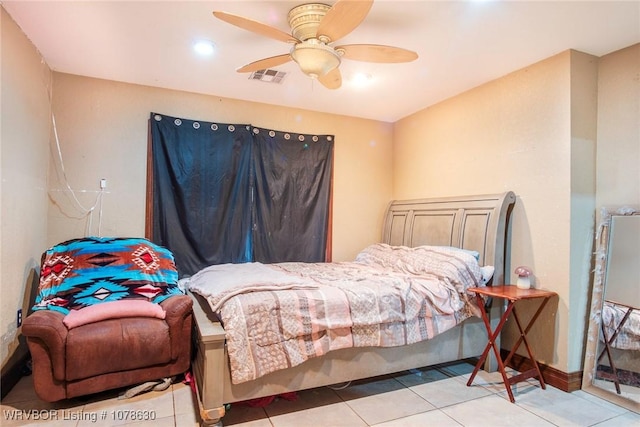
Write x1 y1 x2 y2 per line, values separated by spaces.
160 295 193 360
22 310 68 380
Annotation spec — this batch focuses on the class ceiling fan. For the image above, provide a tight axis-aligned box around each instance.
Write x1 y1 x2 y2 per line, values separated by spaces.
213 0 418 89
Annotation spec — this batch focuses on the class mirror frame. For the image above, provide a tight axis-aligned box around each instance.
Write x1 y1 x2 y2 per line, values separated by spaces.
582 207 639 413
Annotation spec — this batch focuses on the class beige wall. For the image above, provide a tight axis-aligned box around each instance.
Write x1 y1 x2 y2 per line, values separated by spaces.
391 45 638 374
596 43 640 209
0 9 51 369
393 50 601 373
48 73 393 263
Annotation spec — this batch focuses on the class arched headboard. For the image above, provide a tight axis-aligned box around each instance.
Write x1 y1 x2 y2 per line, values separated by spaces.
382 191 516 285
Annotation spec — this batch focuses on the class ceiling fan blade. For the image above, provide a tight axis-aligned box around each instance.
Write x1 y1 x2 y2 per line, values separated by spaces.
337 44 418 63
236 54 293 73
213 11 299 44
315 0 373 43
318 67 342 90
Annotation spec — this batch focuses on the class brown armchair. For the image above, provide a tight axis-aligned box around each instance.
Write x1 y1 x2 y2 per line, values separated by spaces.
22 237 193 402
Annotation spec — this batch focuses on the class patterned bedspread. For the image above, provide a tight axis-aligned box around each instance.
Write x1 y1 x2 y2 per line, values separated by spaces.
184 244 488 384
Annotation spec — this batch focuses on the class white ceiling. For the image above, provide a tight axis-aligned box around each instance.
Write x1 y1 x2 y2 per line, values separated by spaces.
4 1 639 122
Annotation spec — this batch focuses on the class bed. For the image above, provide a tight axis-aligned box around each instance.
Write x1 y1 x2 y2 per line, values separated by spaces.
187 191 516 426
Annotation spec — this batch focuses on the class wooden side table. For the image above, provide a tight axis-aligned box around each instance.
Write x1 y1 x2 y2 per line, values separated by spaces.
466 285 557 403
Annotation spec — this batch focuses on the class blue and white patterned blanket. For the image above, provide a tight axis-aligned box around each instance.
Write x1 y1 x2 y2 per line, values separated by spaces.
33 237 183 315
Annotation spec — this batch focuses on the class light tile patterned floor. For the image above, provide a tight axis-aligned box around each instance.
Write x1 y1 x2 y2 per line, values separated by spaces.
2 361 638 427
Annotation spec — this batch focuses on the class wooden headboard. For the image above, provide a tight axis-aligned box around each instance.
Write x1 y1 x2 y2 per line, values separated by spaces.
382 191 516 285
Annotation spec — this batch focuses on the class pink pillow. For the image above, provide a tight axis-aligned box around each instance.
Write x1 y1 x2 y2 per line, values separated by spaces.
63 300 166 329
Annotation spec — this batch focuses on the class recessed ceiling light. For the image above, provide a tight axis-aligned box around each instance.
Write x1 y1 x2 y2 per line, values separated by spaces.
351 72 372 87
193 40 215 56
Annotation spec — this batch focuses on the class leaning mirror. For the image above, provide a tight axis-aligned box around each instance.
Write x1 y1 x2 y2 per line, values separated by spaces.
583 207 639 412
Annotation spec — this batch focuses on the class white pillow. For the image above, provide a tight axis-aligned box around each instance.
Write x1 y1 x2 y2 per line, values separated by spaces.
480 265 495 285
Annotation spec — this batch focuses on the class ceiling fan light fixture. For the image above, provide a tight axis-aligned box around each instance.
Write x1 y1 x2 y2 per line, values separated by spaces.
288 3 331 41
214 0 416 89
290 40 341 78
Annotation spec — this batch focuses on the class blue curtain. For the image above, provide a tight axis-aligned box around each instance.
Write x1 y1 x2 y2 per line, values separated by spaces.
150 114 254 276
252 128 334 263
149 113 334 276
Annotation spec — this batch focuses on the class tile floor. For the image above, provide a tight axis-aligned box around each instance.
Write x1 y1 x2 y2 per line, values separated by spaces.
2 361 639 427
